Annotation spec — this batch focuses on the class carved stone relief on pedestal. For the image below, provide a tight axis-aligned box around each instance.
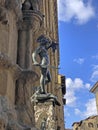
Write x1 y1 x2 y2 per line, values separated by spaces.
34 101 56 130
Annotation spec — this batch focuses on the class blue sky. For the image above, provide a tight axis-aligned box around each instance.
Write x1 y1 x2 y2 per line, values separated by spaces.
57 0 98 128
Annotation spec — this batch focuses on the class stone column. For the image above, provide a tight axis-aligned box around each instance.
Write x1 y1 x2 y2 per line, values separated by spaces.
34 100 56 130
17 10 34 69
16 9 43 127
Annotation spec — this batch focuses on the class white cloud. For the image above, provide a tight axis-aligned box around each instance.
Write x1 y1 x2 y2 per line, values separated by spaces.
75 108 82 116
65 78 91 106
85 83 91 89
58 0 95 24
65 89 77 106
64 107 70 117
66 78 83 89
92 54 98 60
90 65 98 82
93 65 98 70
75 98 97 118
73 78 83 89
65 78 82 107
73 58 85 64
91 71 98 82
84 98 97 117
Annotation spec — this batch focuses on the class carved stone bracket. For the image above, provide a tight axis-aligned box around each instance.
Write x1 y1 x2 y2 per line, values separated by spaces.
0 52 13 69
0 52 38 82
16 69 39 83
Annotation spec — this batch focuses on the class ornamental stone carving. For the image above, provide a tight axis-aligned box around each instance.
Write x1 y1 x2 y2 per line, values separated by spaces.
34 101 56 130
0 6 8 24
0 0 22 24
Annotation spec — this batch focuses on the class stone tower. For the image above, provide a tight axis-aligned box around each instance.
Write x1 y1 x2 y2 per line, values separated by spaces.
0 0 65 129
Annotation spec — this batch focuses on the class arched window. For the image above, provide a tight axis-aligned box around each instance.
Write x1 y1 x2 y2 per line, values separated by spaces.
88 122 94 128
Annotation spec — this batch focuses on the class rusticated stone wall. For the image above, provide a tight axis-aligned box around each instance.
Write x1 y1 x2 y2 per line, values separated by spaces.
0 0 40 129
0 0 65 130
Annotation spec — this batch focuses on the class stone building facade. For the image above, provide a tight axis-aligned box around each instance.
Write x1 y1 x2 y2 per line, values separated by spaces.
72 82 98 130
0 0 65 130
72 115 98 130
90 81 98 113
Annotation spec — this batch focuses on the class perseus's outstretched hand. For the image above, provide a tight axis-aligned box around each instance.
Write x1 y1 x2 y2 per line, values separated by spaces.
51 41 58 53
47 41 58 53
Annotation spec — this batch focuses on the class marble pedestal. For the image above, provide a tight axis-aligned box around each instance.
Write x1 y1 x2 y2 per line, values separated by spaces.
34 100 56 130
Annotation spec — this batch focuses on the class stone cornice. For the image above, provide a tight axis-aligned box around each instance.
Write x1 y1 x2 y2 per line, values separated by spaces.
90 81 98 93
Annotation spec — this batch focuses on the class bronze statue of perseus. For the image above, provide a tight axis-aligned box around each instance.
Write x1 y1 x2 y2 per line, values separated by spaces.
32 35 58 94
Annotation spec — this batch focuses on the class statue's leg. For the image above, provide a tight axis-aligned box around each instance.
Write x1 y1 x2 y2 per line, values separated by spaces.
40 68 47 94
40 74 45 93
45 70 51 84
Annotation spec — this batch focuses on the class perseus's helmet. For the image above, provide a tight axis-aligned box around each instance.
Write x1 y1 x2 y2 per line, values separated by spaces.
37 35 51 45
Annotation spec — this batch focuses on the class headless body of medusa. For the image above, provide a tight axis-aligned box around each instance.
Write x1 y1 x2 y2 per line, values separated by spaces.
32 39 51 94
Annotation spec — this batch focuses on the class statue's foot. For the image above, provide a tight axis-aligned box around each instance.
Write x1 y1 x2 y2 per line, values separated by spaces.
39 88 46 94
40 91 46 94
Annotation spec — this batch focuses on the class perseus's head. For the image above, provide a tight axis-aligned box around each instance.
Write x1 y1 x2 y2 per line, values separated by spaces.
37 35 50 46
